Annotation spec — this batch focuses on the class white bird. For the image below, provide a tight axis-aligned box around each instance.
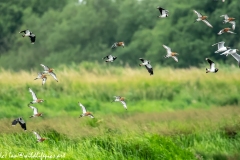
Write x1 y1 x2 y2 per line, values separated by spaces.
29 88 44 105
220 49 239 56
102 55 117 62
157 7 169 18
205 58 218 73
40 64 58 82
139 58 153 75
162 45 179 62
218 28 236 35
78 102 94 118
212 41 230 53
230 52 240 67
33 131 47 142
19 29 36 44
112 96 127 110
193 10 213 28
29 105 43 118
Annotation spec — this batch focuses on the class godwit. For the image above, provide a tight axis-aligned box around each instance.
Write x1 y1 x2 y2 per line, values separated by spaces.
29 105 43 118
34 72 47 85
19 29 36 44
212 41 230 53
32 131 47 142
163 45 179 62
139 58 153 75
78 102 94 118
218 28 236 35
12 117 26 131
111 42 125 49
102 55 117 62
193 10 213 28
29 88 44 105
205 58 218 73
112 96 127 110
220 15 236 30
157 7 168 18
40 64 58 82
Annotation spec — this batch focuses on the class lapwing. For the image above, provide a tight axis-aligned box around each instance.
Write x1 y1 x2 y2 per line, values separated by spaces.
218 28 236 35
212 41 230 53
34 72 47 86
112 96 127 110
193 10 213 28
157 7 168 18
29 105 43 118
102 55 117 62
206 58 218 73
19 29 36 44
40 64 58 82
12 117 26 131
33 131 47 142
78 102 94 118
163 45 179 62
139 58 153 75
111 42 125 49
29 88 44 105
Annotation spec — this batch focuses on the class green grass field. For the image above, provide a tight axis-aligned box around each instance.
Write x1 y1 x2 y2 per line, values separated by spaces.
0 63 240 160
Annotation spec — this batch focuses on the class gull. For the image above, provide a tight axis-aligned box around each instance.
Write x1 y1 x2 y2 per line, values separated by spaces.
78 102 94 118
218 28 236 35
33 131 47 142
220 49 239 56
102 55 117 62
193 10 213 28
12 117 26 131
29 88 44 105
111 42 125 49
112 96 127 110
212 41 230 53
230 52 240 67
34 72 47 85
29 105 43 118
206 58 218 73
19 29 36 44
40 64 58 82
139 58 153 75
157 7 168 18
162 45 179 62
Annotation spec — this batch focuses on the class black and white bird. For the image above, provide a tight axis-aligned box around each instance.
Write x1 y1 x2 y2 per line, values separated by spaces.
157 7 168 18
212 41 230 53
163 45 179 62
193 10 213 28
206 58 218 73
102 55 117 62
220 49 239 56
19 29 36 44
12 117 26 131
139 58 153 75
230 52 240 67
112 96 127 110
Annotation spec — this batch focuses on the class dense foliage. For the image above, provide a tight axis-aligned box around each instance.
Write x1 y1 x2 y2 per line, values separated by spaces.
0 0 239 70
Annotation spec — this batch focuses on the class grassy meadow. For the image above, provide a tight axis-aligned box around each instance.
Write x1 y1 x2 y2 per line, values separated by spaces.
0 63 240 160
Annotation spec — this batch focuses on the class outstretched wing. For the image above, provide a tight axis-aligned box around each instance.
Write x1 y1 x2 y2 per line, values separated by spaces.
202 20 213 28
220 14 229 19
33 131 42 140
79 102 87 114
40 64 50 71
18 118 26 130
206 58 215 70
120 101 127 110
193 10 202 18
157 7 165 14
139 58 145 63
229 21 236 30
29 88 37 101
12 118 19 126
42 77 47 85
163 45 171 53
231 53 240 63
145 64 153 75
172 56 178 62
30 34 36 44
29 106 38 115
212 41 225 48
49 72 58 82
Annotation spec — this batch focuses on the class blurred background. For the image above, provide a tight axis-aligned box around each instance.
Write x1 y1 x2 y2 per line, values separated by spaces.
0 0 239 70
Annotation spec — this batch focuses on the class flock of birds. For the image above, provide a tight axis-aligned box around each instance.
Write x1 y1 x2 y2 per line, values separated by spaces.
12 1 238 142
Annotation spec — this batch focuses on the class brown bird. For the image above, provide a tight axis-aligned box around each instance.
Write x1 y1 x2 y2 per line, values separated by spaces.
34 72 47 85
33 131 47 142
78 102 94 118
29 88 44 105
218 28 236 35
40 64 58 82
29 105 43 118
111 42 125 49
193 10 213 28
112 96 127 110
